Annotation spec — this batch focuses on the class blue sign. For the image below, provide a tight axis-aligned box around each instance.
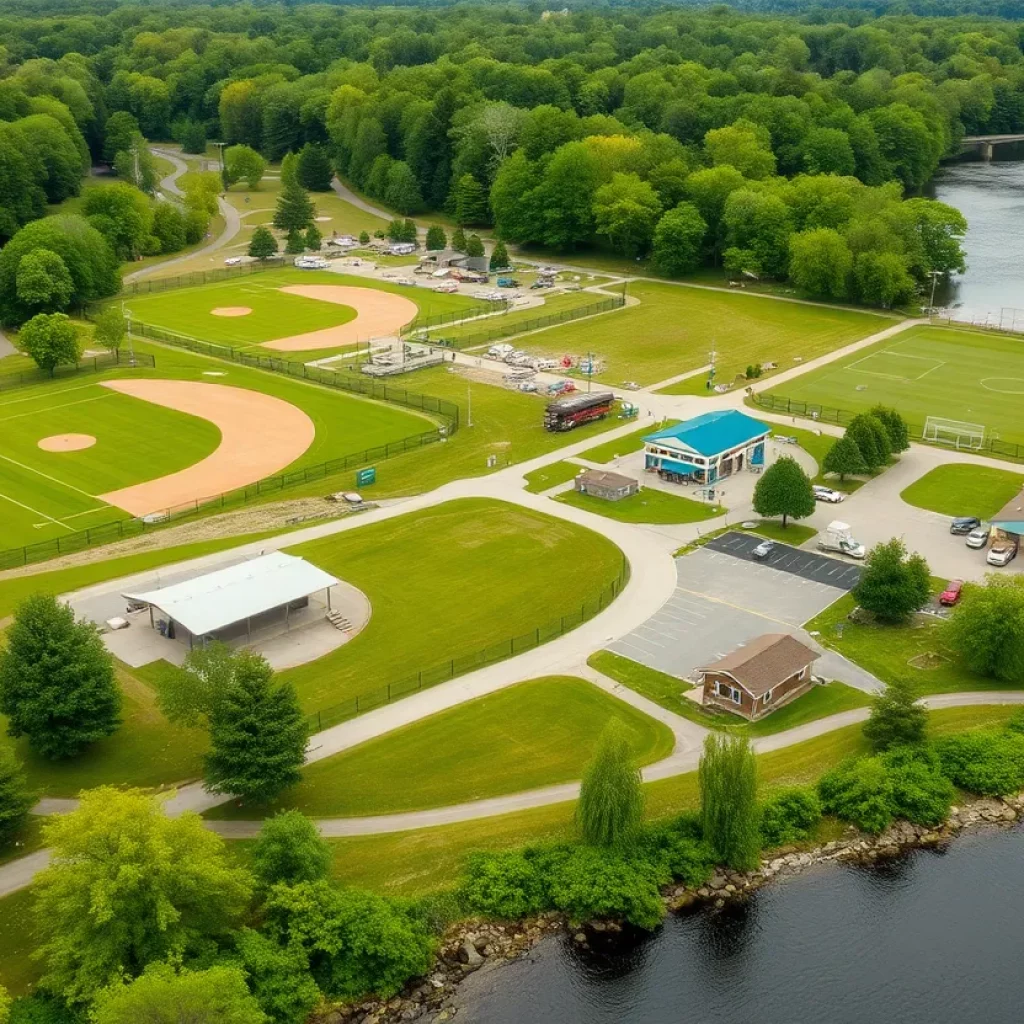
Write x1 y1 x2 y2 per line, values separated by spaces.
356 467 376 487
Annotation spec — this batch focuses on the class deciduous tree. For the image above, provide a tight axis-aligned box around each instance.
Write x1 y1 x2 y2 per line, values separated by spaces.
576 721 644 848
821 434 866 481
863 678 927 752
252 811 331 887
651 202 706 277
224 145 267 190
18 312 80 376
869 406 910 454
92 305 126 353
0 746 31 849
699 733 760 871
845 413 891 471
788 228 852 299
853 537 931 624
15 249 74 312
593 172 662 257
752 455 815 527
157 641 238 727
946 576 1024 683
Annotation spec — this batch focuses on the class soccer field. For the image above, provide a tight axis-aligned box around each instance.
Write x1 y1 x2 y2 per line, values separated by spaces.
514 280 888 388
124 268 482 352
768 325 1024 447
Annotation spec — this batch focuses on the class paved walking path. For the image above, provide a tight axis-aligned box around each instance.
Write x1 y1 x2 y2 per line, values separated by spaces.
330 177 393 224
0 329 16 359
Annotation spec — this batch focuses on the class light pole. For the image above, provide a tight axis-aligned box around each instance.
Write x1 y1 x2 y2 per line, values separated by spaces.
121 301 136 366
467 383 473 428
928 270 942 313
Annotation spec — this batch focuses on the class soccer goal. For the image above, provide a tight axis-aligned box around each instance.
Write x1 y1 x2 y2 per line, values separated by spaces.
923 416 986 450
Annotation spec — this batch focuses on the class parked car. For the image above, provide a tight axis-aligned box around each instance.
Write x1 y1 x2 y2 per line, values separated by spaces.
950 516 982 535
813 485 845 504
939 579 963 606
987 542 1018 567
966 525 991 549
752 539 776 560
224 256 242 266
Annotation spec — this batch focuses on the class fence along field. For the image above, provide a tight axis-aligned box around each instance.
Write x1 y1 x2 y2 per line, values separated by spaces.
761 324 1024 451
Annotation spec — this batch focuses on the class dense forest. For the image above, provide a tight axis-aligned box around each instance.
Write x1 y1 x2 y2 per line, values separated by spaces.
1 0 1022 316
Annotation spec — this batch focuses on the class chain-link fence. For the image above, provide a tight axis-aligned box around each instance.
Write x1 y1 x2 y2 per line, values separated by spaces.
305 558 631 732
120 258 288 296
0 350 155 392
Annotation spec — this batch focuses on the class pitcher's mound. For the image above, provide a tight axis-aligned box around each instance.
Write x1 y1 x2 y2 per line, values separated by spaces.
211 306 253 317
39 433 96 452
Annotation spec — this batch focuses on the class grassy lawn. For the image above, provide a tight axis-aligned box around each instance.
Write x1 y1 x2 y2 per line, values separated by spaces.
518 280 884 389
804 592 1022 696
555 486 720 524
577 420 676 464
206 676 673 819
589 650 867 735
275 498 625 717
318 704 1015 896
523 460 582 493
900 463 1024 519
260 365 620 504
762 325 1024 450
746 520 818 545
0 336 432 549
0 889 37 995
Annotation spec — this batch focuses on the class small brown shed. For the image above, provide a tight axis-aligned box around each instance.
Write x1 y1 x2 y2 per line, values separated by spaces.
699 633 820 721
575 469 639 502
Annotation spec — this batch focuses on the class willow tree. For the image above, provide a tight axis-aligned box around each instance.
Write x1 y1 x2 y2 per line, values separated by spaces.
699 733 760 870
576 720 644 848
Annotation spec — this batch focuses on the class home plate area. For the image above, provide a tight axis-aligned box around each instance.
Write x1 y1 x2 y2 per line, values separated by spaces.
610 541 877 691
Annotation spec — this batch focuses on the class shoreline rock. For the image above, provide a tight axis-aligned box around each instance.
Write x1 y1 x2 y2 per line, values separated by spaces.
312 791 1024 1024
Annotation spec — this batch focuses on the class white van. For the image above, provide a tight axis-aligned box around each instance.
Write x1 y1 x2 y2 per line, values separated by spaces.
294 256 329 269
488 343 514 360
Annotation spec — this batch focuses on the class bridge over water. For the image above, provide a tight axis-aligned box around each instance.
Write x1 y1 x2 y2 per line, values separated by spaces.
960 134 1024 159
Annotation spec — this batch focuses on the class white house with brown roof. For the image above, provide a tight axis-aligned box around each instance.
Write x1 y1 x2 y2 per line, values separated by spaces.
699 633 820 721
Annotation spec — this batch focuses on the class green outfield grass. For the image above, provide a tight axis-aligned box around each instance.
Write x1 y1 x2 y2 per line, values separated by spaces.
555 486 721 524
576 420 676 464
206 676 672 819
122 268 480 352
273 498 624 715
512 280 887 388
522 460 582 493
900 463 1024 519
0 338 433 549
764 325 1024 449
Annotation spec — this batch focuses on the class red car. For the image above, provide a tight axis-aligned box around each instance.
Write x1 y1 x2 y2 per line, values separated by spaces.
939 580 963 606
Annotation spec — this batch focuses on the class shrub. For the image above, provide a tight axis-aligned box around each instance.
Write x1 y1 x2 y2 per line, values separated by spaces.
863 677 927 752
634 821 712 886
882 747 955 826
545 846 664 930
459 851 546 920
935 731 1024 796
252 811 331 888
818 757 894 834
759 787 822 848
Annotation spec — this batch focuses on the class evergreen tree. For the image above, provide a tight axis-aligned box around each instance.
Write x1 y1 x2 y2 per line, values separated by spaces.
204 653 308 804
451 226 467 252
821 434 867 481
285 229 305 254
279 152 299 189
752 455 815 527
699 733 760 871
576 721 644 848
0 594 121 760
863 678 927 752
453 173 488 225
465 233 485 258
296 143 333 192
358 231 370 246
177 119 206 155
853 537 931 624
489 239 510 270
386 219 405 242
402 218 417 243
0 745 31 848
425 224 447 251
273 177 315 233
304 224 322 251
248 225 278 261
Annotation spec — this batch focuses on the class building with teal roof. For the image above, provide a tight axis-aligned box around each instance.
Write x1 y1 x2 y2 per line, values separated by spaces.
643 410 770 485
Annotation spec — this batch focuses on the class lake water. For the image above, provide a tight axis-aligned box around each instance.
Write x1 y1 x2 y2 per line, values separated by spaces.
452 825 1024 1024
930 146 1024 327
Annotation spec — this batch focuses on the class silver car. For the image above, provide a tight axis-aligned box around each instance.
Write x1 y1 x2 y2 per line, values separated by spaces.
987 543 1018 567
813 485 845 504
966 525 991 549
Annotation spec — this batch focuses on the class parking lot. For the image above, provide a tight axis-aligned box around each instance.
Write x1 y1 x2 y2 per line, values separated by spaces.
705 532 863 590
609 545 880 692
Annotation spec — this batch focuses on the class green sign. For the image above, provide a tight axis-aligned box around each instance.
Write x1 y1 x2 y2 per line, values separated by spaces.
356 467 376 487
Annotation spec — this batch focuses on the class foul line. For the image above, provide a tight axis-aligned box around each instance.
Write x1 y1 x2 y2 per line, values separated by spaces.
0 490 75 531
0 452 100 501
0 392 116 424
0 381 102 409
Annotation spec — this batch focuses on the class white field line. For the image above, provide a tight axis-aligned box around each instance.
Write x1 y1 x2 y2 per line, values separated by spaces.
34 506 109 528
0 381 103 408
844 352 945 382
0 490 75 531
0 392 116 423
0 452 99 501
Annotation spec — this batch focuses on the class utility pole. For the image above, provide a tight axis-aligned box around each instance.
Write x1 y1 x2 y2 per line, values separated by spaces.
707 344 717 392
216 141 228 192
928 270 941 313
122 302 136 366
467 383 473 427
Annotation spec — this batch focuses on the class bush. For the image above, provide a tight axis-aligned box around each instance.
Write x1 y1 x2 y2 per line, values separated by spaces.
545 846 664 930
818 757 894 834
252 811 331 888
935 731 1024 796
882 747 955 826
759 787 822 848
459 851 546 920
863 678 927 752
633 821 712 886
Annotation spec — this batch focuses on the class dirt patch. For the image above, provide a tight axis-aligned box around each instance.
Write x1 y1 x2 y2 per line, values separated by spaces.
908 652 950 670
262 284 418 352
38 433 96 452
211 306 252 317
97 379 315 517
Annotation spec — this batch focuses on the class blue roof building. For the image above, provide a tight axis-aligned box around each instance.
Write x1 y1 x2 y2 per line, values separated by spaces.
643 410 770 485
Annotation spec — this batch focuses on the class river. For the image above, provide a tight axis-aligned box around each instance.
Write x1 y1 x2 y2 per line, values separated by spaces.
451 825 1024 1024
930 146 1024 327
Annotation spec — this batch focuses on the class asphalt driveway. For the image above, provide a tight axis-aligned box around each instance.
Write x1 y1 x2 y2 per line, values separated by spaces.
705 531 863 590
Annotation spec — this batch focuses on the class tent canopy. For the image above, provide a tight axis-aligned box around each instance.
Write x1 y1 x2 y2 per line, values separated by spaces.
123 552 339 637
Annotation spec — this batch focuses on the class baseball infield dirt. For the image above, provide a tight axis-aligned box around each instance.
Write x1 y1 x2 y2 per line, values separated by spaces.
211 306 253 317
98 379 315 516
261 285 418 351
37 433 97 452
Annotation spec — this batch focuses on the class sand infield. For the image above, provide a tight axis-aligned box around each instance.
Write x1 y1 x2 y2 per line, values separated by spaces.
98 379 315 517
211 306 253 317
38 433 96 452
261 285 419 352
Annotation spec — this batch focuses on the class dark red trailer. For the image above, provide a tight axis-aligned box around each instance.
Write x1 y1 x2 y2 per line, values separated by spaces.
543 391 615 432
